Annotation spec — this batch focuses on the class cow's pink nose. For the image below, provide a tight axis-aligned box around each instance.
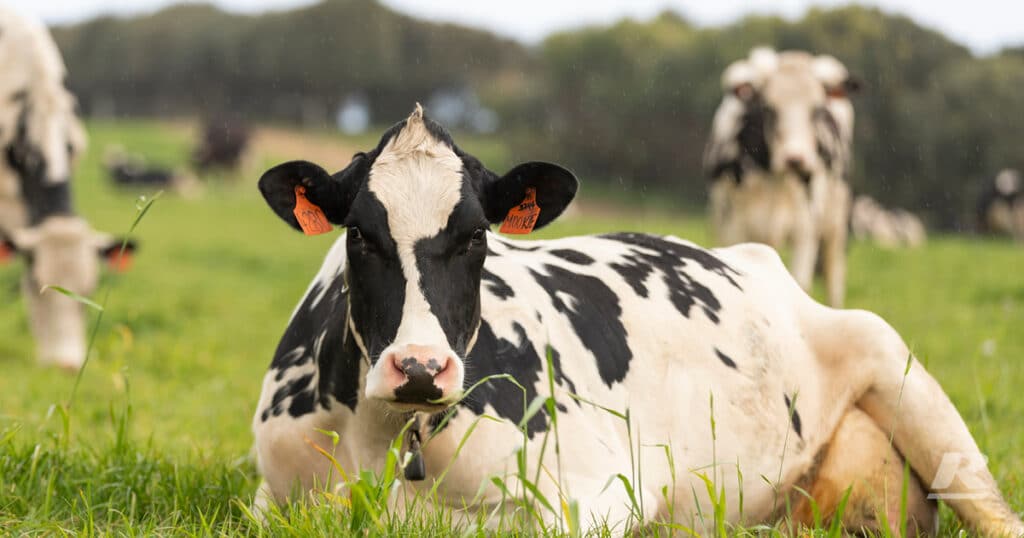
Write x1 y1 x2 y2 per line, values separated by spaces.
385 345 456 404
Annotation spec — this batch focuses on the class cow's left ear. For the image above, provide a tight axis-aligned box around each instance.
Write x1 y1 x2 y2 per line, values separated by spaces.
483 162 578 232
97 238 138 273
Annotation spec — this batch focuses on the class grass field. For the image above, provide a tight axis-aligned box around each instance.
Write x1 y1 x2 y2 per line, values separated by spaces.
0 120 1021 536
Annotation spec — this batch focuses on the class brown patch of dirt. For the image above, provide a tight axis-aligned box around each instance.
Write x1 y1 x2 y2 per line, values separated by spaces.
248 126 360 171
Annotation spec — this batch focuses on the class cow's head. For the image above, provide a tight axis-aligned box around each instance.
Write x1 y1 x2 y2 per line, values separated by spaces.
2 216 136 370
727 50 860 181
259 105 577 411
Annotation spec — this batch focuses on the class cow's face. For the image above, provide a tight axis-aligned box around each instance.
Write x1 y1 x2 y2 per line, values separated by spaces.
4 87 86 187
259 106 577 411
726 51 859 181
758 63 833 180
2 217 136 370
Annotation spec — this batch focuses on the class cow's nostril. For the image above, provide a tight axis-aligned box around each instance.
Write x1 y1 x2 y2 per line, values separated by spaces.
425 357 449 376
389 354 405 376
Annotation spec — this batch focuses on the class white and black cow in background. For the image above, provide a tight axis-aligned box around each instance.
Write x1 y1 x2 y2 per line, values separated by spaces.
704 47 858 307
252 106 1022 536
0 6 136 370
850 195 928 248
977 168 1023 241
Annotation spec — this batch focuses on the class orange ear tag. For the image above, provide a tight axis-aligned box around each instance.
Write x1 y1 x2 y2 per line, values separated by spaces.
0 242 13 264
499 187 540 235
293 185 333 236
107 250 134 272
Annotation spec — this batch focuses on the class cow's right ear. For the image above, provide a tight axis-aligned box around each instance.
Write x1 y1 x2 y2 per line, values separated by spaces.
483 161 579 232
258 157 363 232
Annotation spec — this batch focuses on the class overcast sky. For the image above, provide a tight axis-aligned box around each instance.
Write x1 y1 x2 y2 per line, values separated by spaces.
6 0 1022 55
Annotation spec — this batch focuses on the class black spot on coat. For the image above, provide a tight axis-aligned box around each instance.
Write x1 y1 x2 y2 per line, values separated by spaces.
482 268 514 300
601 233 741 323
714 348 737 369
548 249 595 265
462 321 559 438
530 264 632 387
784 394 802 439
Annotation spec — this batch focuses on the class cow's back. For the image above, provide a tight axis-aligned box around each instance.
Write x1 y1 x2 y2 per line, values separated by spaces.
468 234 830 514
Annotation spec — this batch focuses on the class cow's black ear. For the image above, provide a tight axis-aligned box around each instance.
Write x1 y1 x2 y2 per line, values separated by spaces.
483 161 578 231
258 157 363 231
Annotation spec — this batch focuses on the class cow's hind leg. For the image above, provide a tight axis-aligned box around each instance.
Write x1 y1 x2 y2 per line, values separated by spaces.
791 407 937 535
813 309 1023 536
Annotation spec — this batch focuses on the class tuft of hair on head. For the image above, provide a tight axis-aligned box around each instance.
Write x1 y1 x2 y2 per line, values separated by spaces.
381 103 450 158
410 103 425 121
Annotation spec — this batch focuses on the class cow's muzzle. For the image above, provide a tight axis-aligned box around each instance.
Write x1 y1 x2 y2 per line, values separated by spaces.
366 344 463 409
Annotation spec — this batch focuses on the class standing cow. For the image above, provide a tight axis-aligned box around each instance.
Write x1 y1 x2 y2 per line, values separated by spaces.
0 6 135 370
977 168 1023 241
704 48 858 307
252 106 1022 536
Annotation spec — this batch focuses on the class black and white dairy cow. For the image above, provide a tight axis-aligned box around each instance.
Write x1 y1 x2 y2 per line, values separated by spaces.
977 169 1023 241
253 106 1022 535
0 5 135 370
704 48 857 307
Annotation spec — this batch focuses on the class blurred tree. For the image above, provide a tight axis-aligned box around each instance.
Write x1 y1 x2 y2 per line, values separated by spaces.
49 2 1024 228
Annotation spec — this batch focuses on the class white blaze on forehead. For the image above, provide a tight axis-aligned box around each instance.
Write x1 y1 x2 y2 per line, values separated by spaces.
368 108 464 244
368 108 465 350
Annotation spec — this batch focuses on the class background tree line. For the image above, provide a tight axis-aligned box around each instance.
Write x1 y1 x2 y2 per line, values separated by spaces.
52 0 1024 228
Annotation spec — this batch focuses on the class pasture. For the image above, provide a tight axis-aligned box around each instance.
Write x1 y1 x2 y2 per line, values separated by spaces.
1 120 1021 536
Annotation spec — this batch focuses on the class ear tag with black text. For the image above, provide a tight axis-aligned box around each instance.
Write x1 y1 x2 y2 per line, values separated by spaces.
293 185 333 236
499 187 540 235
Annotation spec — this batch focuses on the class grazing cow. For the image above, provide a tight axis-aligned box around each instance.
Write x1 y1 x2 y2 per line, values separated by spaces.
104 145 200 197
252 106 1022 536
704 48 859 307
193 115 250 172
851 195 927 248
977 169 1023 241
0 6 136 370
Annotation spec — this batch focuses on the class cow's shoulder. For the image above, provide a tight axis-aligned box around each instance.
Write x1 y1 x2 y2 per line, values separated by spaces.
263 233 358 419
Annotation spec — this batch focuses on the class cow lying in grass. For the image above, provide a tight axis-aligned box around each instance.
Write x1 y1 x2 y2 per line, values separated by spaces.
704 48 858 307
0 5 136 370
253 106 1022 536
851 195 928 248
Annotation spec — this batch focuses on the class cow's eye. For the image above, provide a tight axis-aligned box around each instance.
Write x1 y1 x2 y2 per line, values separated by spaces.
470 228 486 244
348 227 363 242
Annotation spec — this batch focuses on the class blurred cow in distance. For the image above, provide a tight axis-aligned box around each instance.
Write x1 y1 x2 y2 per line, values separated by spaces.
850 195 927 248
192 115 251 173
977 169 1023 241
704 47 859 307
0 5 137 370
104 145 201 198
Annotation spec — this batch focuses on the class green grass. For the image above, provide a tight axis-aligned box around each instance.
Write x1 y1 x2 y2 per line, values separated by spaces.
0 120 1021 535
